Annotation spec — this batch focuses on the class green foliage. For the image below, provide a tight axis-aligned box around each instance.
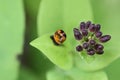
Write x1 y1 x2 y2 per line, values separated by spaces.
37 0 93 38
34 0 93 70
30 34 73 70
1 0 120 80
31 0 120 79
31 0 120 72
47 68 108 80
75 0 120 71
105 58 120 80
0 0 24 80
37 0 64 36
23 0 52 73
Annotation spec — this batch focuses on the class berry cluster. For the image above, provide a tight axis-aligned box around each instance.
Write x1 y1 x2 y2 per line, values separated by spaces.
73 21 111 55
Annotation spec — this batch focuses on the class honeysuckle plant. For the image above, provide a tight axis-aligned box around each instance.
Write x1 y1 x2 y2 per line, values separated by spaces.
30 0 120 80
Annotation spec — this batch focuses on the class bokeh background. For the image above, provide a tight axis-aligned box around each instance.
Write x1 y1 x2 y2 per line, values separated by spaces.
0 0 120 80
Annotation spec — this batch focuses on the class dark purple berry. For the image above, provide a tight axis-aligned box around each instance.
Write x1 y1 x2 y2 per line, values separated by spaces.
95 44 104 50
96 50 104 55
80 22 86 30
99 35 111 43
73 28 83 40
76 45 83 52
82 29 88 36
83 42 89 49
85 21 91 29
95 24 101 32
89 24 96 32
87 49 95 55
89 40 96 45
95 31 102 38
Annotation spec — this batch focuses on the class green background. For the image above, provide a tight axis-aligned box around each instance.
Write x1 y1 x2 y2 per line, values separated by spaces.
0 0 120 80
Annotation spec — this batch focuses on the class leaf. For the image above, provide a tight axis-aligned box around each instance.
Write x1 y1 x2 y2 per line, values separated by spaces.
75 0 120 71
105 57 120 80
47 68 108 80
30 34 73 70
92 0 120 59
18 66 47 80
18 66 39 80
36 0 93 70
37 0 64 36
47 69 65 80
23 0 53 75
0 0 24 80
36 0 120 71
37 0 93 40
63 0 93 46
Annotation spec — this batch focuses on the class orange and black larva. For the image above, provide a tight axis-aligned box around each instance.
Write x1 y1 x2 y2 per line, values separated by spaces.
50 30 66 45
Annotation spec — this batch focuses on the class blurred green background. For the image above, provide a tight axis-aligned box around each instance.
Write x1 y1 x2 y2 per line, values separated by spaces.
0 0 120 80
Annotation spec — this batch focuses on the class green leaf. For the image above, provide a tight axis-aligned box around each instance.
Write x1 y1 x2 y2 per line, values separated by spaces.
37 0 64 36
62 0 93 46
18 66 39 80
18 66 46 80
37 0 93 39
36 0 93 70
0 0 24 80
47 69 65 80
30 34 73 70
36 0 120 71
105 58 120 80
92 0 120 59
47 68 108 80
75 0 120 71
